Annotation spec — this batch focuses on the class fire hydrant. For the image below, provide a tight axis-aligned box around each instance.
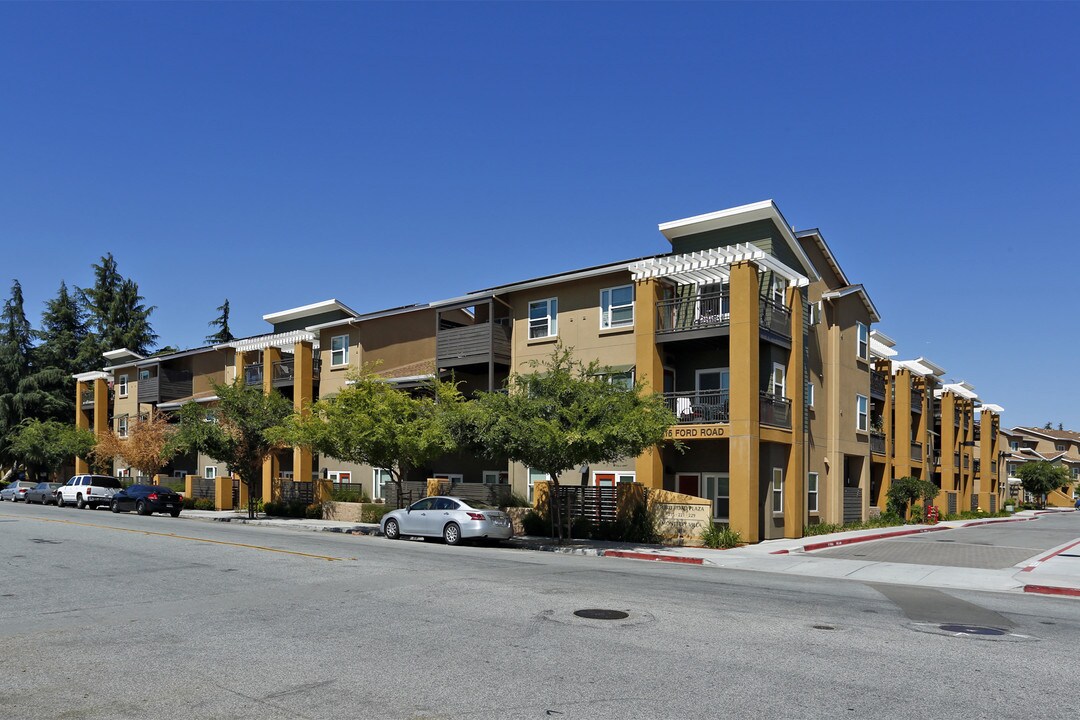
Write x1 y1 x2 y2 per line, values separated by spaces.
926 505 940 525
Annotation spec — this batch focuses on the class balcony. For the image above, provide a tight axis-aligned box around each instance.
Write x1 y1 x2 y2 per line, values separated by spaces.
963 455 969 469
910 388 922 413
870 371 886 400
436 322 511 368
911 442 923 462
663 390 729 424
870 432 886 456
138 366 193 404
758 298 791 341
81 389 94 408
271 357 322 388
244 365 263 386
655 292 790 344
760 392 791 429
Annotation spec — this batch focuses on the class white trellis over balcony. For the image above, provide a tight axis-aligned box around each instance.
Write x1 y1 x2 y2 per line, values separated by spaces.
630 243 808 342
218 330 321 387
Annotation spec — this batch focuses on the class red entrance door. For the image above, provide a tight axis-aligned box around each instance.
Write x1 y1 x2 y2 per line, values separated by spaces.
594 473 616 487
676 474 700 497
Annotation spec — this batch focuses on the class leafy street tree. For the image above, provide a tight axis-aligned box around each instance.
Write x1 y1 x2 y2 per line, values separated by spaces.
172 380 293 518
206 299 234 344
1015 461 1072 508
885 476 941 519
92 412 178 480
275 365 464 508
455 344 676 539
9 419 95 481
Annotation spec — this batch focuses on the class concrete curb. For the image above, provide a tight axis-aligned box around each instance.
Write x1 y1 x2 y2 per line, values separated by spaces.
1023 584 1080 598
1021 537 1080 572
603 550 705 565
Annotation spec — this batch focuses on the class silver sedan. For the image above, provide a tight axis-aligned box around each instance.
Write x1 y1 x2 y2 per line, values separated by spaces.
381 496 513 545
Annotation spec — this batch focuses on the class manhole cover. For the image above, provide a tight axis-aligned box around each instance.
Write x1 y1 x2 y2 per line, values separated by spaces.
574 609 629 620
939 624 1007 636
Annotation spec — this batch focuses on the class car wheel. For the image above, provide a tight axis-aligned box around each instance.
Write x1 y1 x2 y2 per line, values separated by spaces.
76 494 86 509
136 501 149 516
111 500 120 513
384 518 400 540
55 495 64 508
443 522 462 546
170 508 181 518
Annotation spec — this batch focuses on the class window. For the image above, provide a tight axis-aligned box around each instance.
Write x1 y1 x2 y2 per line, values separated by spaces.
204 466 217 480
528 467 550 503
373 469 392 500
117 416 128 438
771 468 784 514
117 375 128 398
600 285 634 329
771 363 786 398
771 276 787 305
528 298 557 339
856 395 869 432
857 322 869 361
593 472 636 486
1010 441 1019 451
434 473 463 484
808 301 821 326
138 369 150 381
327 471 351 483
482 471 509 485
116 468 130 478
807 472 819 513
330 335 349 367
806 381 815 408
1056 444 1065 452
602 368 635 391
703 473 729 521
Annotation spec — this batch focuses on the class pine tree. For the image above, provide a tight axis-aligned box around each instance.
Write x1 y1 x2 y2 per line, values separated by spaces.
0 280 35 465
78 255 157 357
206 299 234 344
36 281 92 374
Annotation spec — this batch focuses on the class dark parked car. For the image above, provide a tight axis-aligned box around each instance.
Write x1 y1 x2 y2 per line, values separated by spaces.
110 484 183 517
25 482 63 505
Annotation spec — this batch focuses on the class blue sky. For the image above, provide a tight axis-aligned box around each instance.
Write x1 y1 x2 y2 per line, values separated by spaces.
1 2 1077 429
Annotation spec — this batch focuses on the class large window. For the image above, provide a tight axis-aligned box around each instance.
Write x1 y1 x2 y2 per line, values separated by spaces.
806 381 815 408
373 468 392 500
528 298 558 339
807 472 819 513
703 473 729 521
482 471 509 485
117 374 128 398
527 467 550 503
205 466 217 480
771 468 784 514
771 363 786 397
857 394 869 432
600 285 634 329
330 335 350 367
117 415 128 438
857 322 869 361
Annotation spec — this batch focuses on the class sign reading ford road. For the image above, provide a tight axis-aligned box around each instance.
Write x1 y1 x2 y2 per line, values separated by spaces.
664 424 726 440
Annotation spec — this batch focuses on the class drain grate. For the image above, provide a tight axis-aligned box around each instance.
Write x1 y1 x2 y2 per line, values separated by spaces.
939 624 1006 636
813 624 836 630
574 609 629 620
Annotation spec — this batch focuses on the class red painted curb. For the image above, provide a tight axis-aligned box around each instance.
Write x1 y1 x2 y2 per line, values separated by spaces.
801 525 948 552
770 549 790 555
603 550 704 565
959 517 1036 528
1021 538 1080 572
1023 584 1080 598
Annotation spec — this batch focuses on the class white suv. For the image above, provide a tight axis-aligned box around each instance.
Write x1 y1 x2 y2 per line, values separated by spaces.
57 475 124 510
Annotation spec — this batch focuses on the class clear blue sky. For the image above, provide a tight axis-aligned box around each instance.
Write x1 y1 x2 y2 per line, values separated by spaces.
1 2 1077 430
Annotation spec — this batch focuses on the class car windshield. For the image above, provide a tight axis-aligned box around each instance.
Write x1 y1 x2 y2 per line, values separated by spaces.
91 477 123 489
464 500 496 510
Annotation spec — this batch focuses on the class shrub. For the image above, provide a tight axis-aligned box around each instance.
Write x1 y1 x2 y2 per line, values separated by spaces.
263 500 308 518
700 523 741 549
182 496 197 509
360 504 392 524
305 502 323 519
504 491 531 508
615 501 661 544
329 488 369 503
886 476 940 518
193 498 216 511
521 510 551 536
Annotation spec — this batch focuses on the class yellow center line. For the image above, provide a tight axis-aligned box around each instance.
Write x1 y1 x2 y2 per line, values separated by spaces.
0 513 352 562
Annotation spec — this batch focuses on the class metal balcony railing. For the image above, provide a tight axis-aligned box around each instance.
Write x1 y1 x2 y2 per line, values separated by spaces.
870 432 886 455
870 370 886 399
760 392 792 429
656 291 729 334
911 442 923 462
663 390 729 424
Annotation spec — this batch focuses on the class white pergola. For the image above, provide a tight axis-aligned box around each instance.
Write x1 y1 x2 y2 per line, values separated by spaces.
629 242 809 288
219 329 320 354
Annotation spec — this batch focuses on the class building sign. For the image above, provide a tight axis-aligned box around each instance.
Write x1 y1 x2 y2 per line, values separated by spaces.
664 424 727 440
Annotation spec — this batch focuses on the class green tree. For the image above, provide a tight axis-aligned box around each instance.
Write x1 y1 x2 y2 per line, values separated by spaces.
455 344 676 539
0 280 35 468
78 254 157 357
206 299 234 344
275 365 464 508
1016 461 1071 508
172 380 293 518
9 419 95 481
885 476 940 519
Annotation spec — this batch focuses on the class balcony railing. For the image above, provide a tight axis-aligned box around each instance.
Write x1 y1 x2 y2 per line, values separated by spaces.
81 389 94 408
656 291 729 334
272 357 321 387
759 298 791 340
870 370 886 399
911 388 922 413
436 322 511 366
244 365 264 386
911 442 923 462
870 432 886 455
760 392 792 429
663 390 729 424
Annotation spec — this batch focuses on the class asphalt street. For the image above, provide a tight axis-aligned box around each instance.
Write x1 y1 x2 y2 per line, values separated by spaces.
2 501 1078 720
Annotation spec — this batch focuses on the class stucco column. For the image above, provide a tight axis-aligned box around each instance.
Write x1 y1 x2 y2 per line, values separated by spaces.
914 380 930 477
893 369 912 478
728 261 761 543
938 391 957 511
293 341 314 484
74 380 91 473
92 377 109 440
783 286 804 538
234 349 246 386
262 347 282 501
978 409 995 511
877 361 894 512
634 279 665 490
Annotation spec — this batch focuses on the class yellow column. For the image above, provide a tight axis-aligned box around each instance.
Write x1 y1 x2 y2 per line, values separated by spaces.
938 391 957 511
877 362 894 512
914 379 929 478
729 261 761 543
893 369 912 477
75 380 91 473
262 347 281 500
293 341 314 485
93 377 109 445
784 286 804 538
214 477 232 510
634 279 665 490
235 349 246 386
978 408 994 511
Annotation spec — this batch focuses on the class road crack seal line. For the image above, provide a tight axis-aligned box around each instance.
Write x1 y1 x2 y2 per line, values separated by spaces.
0 514 350 561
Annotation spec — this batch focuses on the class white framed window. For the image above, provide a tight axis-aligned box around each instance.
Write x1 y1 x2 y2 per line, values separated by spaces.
771 468 784 514
604 368 635 391
771 363 786 398
482 471 509 485
117 416 128 438
703 472 729 521
806 381 815 408
528 298 557 339
527 467 550 503
808 301 821 326
771 276 787 305
205 466 217 480
1010 441 1019 451
373 468 392 500
1056 444 1065 452
172 470 188 478
138 369 150 381
330 335 350 367
116 467 131 478
434 473 463 484
117 374 128 398
592 471 636 487
857 394 869 432
857 322 869 361
327 471 352 484
600 285 634 329
807 472 819 513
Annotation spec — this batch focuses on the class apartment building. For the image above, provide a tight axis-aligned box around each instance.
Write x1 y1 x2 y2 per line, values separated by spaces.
74 199 1020 539
1001 426 1080 504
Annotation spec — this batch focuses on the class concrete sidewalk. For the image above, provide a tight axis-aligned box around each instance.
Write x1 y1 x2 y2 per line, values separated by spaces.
176 507 1080 598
